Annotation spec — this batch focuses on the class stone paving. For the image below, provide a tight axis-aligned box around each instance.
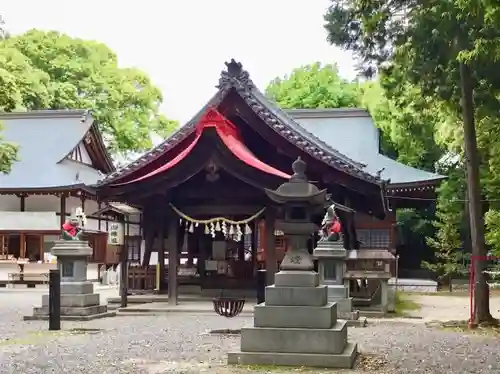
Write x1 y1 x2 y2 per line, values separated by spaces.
1 289 500 373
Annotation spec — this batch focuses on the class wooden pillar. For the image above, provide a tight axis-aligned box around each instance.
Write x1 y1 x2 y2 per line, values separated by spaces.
198 229 207 284
388 210 397 252
343 196 358 250
80 195 86 211
177 224 185 266
19 233 25 259
237 237 245 261
141 206 154 267
143 224 154 267
120 215 129 306
187 233 194 267
97 201 102 230
60 193 67 228
19 194 26 261
265 208 276 284
158 223 167 293
20 194 26 212
39 235 44 262
251 221 258 272
168 214 179 305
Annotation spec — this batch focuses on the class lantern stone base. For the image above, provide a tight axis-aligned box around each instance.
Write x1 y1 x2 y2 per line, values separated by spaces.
228 270 358 369
228 343 358 368
24 239 116 321
24 281 116 321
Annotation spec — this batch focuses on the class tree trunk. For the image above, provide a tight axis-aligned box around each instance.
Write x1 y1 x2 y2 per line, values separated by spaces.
463 188 472 253
459 61 493 324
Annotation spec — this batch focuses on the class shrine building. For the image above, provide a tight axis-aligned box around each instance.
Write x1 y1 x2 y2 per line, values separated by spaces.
0 110 140 286
96 59 443 301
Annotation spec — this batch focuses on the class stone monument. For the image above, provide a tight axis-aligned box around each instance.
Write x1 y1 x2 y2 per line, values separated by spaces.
24 209 115 321
313 204 364 324
228 157 358 369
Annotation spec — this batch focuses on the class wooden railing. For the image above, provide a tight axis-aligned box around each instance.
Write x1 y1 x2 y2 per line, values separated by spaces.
128 266 156 290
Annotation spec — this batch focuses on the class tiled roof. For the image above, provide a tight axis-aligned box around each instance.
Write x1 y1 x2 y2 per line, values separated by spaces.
0 110 104 189
286 108 445 186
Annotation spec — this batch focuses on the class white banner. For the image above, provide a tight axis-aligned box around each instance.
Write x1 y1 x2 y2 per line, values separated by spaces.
108 222 124 245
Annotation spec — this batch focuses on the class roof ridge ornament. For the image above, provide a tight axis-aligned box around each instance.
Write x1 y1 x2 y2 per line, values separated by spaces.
217 59 255 89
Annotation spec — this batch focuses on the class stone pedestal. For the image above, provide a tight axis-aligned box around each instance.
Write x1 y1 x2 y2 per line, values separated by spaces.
314 241 360 322
24 240 115 321
228 266 358 368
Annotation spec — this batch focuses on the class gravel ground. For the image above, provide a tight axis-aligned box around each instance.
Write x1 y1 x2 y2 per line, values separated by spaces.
1 290 500 374
409 294 500 321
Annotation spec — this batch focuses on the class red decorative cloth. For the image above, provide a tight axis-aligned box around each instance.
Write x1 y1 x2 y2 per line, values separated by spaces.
62 222 77 237
330 220 341 234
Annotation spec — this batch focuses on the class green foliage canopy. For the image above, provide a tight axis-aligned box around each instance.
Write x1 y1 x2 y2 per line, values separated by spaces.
0 29 178 161
266 62 360 109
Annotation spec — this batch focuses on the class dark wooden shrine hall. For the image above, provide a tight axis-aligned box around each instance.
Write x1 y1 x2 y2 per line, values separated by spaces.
96 59 388 303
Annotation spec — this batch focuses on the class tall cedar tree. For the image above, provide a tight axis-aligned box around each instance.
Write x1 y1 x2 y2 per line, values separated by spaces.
325 0 500 324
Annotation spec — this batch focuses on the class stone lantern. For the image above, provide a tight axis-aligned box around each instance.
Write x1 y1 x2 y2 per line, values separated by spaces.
24 210 115 321
265 157 327 277
228 157 358 369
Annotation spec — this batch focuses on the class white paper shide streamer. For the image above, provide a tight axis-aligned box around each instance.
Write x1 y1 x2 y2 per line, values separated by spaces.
169 203 265 241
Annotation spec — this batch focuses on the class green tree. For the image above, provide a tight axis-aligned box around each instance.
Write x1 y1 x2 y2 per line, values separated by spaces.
0 122 17 174
360 79 444 171
0 30 177 158
0 15 21 173
0 15 7 40
424 162 468 290
324 0 499 325
266 62 360 109
0 45 52 111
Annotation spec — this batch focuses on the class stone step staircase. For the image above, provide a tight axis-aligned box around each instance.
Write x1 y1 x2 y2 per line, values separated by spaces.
228 270 358 369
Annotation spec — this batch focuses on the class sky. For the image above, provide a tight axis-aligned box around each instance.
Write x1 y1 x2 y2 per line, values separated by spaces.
2 0 356 125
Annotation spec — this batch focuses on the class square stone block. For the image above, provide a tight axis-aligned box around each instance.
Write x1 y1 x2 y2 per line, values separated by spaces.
61 282 94 295
326 285 349 299
265 285 328 307
254 302 337 329
274 271 319 287
42 293 100 308
34 304 107 317
313 246 347 259
228 342 358 369
241 321 348 355
331 297 353 316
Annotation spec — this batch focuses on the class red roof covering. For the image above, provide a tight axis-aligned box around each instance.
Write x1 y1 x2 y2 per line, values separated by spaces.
112 108 290 186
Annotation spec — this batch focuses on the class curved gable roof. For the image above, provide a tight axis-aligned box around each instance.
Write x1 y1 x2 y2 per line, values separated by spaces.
100 60 383 187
